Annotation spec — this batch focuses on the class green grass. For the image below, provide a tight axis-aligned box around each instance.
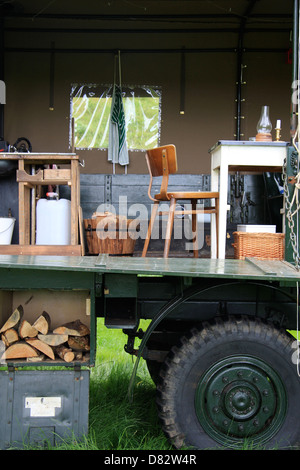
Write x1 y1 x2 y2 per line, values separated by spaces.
33 318 173 451
87 319 172 451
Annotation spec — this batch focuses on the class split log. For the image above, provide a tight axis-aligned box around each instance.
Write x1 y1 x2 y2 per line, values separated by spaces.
1 341 39 359
55 345 75 363
32 311 51 335
82 353 90 362
0 305 24 333
53 320 90 337
74 352 90 362
68 335 90 352
19 320 38 339
1 328 19 347
37 333 68 347
26 338 55 360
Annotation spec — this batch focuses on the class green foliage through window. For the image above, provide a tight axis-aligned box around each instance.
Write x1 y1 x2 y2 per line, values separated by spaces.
70 84 161 151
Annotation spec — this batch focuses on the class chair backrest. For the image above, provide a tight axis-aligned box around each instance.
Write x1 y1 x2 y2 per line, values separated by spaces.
145 144 178 201
146 145 178 177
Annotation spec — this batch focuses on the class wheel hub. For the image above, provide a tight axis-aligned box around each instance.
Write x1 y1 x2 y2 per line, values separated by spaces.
224 384 259 420
195 356 287 447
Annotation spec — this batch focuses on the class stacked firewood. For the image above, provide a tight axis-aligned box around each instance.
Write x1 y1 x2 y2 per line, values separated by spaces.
0 305 90 363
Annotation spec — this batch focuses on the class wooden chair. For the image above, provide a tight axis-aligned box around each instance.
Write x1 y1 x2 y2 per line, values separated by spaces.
141 144 219 258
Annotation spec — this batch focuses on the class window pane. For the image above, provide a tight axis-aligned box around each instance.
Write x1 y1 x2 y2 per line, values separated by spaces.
70 84 161 151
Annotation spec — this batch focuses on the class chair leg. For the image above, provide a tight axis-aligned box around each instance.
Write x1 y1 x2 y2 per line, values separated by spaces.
191 199 198 258
142 200 159 257
164 197 176 258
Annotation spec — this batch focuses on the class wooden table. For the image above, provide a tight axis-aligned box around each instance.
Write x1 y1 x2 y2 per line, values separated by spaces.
209 140 289 259
0 153 82 256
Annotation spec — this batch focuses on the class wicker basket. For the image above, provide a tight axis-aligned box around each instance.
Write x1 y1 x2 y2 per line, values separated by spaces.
233 231 285 260
84 213 139 255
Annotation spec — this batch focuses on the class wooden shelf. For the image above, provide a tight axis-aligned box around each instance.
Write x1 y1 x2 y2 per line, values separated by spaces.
17 168 72 185
0 245 82 256
0 153 81 254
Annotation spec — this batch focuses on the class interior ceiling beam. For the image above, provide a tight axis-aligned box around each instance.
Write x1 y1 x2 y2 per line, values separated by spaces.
4 27 291 34
235 0 259 141
2 13 293 22
4 47 287 54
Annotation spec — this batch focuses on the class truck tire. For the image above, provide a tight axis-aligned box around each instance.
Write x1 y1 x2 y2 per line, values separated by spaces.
157 317 300 449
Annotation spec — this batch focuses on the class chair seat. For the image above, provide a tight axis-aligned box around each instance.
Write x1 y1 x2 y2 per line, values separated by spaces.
154 191 219 201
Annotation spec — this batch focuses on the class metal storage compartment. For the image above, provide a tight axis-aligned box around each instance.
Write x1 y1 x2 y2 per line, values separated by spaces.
0 369 89 449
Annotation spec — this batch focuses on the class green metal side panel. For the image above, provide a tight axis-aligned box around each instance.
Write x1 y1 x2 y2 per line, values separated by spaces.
0 369 89 449
0 266 94 289
284 146 300 266
104 273 138 297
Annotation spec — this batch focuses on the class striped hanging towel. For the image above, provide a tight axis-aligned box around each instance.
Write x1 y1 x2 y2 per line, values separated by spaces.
108 84 129 166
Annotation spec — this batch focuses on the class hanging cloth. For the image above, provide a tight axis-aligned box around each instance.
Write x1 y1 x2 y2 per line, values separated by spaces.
108 52 129 173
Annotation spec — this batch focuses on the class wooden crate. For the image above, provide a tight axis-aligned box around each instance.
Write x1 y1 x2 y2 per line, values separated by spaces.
84 214 139 255
233 231 285 260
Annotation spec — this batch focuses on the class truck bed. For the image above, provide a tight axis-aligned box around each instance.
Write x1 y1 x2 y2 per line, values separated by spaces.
0 254 299 282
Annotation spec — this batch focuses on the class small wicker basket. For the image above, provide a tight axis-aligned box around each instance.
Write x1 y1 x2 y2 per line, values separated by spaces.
233 231 285 260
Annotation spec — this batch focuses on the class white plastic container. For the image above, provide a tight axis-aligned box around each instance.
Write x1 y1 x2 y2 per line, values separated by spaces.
36 194 71 245
237 224 276 233
0 217 15 244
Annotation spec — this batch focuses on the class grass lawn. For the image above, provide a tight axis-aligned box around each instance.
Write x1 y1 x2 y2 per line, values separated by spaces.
87 318 172 451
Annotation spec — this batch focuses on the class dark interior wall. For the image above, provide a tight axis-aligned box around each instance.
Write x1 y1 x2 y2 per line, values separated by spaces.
2 7 293 175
